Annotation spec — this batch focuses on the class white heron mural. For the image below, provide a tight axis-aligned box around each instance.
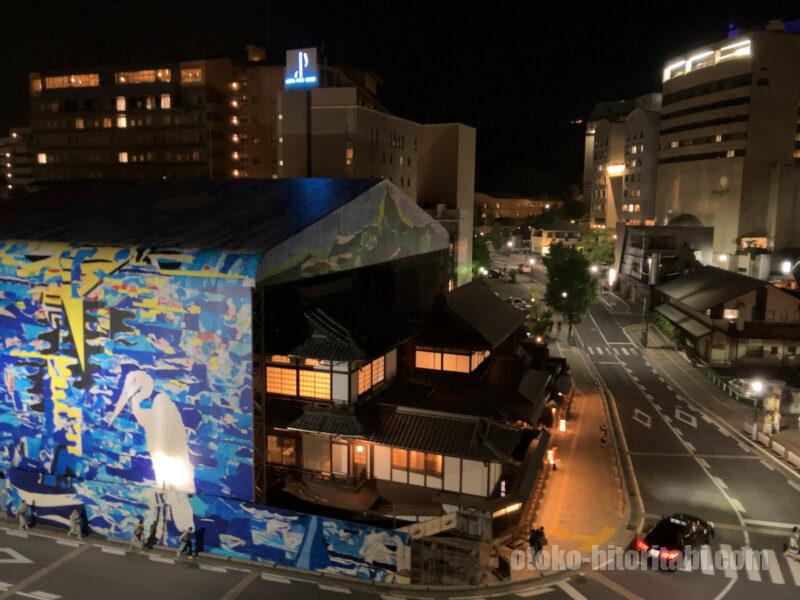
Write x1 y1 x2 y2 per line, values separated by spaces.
108 369 195 532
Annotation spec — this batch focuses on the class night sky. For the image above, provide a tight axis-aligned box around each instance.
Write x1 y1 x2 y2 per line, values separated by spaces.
1 0 797 195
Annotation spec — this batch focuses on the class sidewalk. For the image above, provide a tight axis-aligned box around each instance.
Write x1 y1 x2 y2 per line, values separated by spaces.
627 324 800 468
507 341 629 578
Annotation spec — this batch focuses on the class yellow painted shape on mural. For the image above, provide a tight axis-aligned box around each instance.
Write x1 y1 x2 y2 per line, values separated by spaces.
209 356 219 373
11 350 83 456
375 190 414 228
157 269 247 280
62 297 86 371
132 296 187 318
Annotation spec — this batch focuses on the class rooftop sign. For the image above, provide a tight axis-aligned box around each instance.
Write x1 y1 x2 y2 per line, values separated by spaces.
285 48 319 89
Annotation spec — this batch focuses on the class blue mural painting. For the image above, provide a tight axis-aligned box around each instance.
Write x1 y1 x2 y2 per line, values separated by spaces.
0 239 411 582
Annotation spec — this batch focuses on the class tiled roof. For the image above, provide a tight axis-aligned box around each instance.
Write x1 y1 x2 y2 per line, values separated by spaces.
373 405 525 462
656 266 767 311
287 409 369 437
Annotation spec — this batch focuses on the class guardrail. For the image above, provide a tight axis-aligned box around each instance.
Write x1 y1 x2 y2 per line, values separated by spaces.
742 421 800 471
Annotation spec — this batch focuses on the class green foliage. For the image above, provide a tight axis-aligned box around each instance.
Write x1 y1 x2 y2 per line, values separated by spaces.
543 244 600 340
472 234 491 275
489 223 504 250
527 304 554 336
651 313 686 349
508 269 518 283
580 229 614 266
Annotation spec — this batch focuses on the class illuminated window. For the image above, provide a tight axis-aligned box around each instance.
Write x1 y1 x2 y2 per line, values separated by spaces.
470 350 490 371
303 358 329 367
102 117 112 128
299 370 331 400
36 153 47 164
426 453 443 477
267 435 296 466
345 148 354 166
358 363 372 395
408 451 426 474
269 355 291 364
118 152 128 163
442 353 470 373
266 366 297 396
160 94 171 109
30 78 42 94
415 349 441 370
391 448 408 469
75 118 84 129
180 67 204 84
116 116 127 128
116 96 126 111
45 73 100 89
371 356 385 385
115 69 171 84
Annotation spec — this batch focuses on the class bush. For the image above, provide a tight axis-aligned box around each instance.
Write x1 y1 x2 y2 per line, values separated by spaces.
508 269 518 283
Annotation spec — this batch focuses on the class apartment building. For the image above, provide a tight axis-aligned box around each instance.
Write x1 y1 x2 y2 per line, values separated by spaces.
585 94 661 231
474 192 558 224
0 127 34 197
655 19 800 274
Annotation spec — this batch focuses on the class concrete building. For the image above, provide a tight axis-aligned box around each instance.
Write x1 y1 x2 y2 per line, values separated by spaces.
277 49 476 287
530 219 587 255
655 19 800 275
585 94 661 231
0 127 34 197
474 192 558 224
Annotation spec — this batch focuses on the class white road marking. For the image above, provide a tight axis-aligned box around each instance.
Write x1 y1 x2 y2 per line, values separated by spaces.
697 458 711 469
737 442 751 453
743 547 762 581
788 479 800 493
712 476 728 489
16 592 62 600
675 407 698 428
730 498 746 513
148 555 175 564
55 539 81 547
632 408 652 428
743 519 798 529
764 549 785 584
666 385 673 392
95 544 125 556
261 573 291 584
382 595 407 600
516 588 554 598
556 582 588 600
684 441 696 452
587 347 594 354
596 347 604 355
621 347 629 355
717 427 731 438
760 460 775 471
5 530 29 538
644 393 654 400
700 545 714 575
0 581 11 592
701 414 713 424
199 564 228 573
0 547 33 564
718 544 737 579
319 585 351 594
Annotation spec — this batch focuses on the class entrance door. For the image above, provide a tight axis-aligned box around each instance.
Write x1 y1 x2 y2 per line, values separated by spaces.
332 441 348 476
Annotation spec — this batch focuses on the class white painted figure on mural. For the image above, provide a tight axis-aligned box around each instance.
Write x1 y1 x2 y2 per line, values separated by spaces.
109 370 195 532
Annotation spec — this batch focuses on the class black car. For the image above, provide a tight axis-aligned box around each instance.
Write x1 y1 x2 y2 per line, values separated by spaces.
488 269 503 279
635 513 714 568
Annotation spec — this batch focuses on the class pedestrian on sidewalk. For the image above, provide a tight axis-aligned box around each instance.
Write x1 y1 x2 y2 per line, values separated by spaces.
556 321 562 334
528 528 542 560
68 507 83 539
16 500 30 530
130 517 145 551
176 526 193 558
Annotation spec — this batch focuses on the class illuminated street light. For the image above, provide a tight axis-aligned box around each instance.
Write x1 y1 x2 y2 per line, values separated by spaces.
719 254 728 263
608 268 617 287
506 240 513 248
782 260 793 275
751 380 763 394
529 258 535 265
561 291 568 298
590 265 599 274
559 419 567 433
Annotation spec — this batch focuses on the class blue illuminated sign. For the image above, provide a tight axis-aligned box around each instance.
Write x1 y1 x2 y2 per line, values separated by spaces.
285 48 319 88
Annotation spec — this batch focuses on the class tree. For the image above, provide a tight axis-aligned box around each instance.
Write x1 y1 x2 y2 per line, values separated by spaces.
472 234 491 275
508 269 518 283
489 222 504 250
580 229 614 266
543 244 600 343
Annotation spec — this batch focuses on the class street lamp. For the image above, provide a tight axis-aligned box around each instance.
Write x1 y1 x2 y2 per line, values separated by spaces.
507 240 513 248
590 265 599 274
561 291 568 298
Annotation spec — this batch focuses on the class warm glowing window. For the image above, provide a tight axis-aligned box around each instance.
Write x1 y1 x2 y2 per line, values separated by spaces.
358 364 371 394
353 441 368 465
266 366 297 396
181 68 204 84
36 153 47 164
303 358 328 367
30 78 42 94
391 448 408 469
74 118 84 130
117 152 128 163
371 356 385 385
442 353 470 373
470 350 490 371
115 69 171 84
117 114 127 127
426 453 443 477
415 349 441 370
45 73 99 89
102 117 112 128
345 148 354 166
408 451 426 474
160 94 171 109
116 96 126 111
299 370 331 400
267 435 296 466
269 355 292 364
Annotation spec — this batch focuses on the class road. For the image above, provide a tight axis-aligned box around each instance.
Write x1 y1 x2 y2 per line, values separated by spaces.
572 299 800 599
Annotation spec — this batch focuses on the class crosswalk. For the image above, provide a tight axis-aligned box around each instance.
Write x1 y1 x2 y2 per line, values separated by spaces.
656 544 800 585
585 345 637 357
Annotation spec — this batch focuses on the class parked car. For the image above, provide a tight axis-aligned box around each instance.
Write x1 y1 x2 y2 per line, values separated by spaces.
727 378 785 400
505 297 530 311
488 269 503 279
634 514 714 569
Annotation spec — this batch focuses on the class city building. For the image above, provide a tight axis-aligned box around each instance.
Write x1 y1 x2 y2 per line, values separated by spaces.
277 49 476 287
474 192 558 224
584 94 661 231
530 219 587 255
654 265 800 366
655 19 800 275
0 127 34 197
617 222 713 302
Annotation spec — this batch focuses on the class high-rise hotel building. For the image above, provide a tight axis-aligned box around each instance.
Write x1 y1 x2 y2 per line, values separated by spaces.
655 19 800 274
